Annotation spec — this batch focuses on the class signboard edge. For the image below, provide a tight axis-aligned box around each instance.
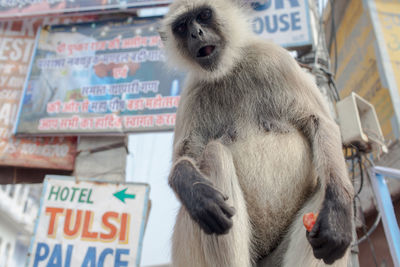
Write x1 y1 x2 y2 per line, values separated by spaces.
14 26 43 136
135 185 150 267
25 176 49 267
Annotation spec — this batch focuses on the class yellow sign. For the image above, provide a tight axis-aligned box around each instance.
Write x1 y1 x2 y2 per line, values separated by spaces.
375 1 400 92
332 0 396 141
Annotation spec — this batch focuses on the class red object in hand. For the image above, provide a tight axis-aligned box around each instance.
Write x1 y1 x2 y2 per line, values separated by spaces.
303 212 318 232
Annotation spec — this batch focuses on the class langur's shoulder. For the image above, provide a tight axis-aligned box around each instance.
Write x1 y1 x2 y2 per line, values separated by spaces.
242 39 297 69
245 39 291 55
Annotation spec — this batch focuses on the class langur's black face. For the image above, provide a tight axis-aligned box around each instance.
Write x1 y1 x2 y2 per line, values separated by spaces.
171 6 225 70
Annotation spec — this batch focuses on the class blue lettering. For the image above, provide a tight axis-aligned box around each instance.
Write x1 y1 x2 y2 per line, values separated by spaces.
82 247 97 267
288 0 300 7
98 249 113 267
251 1 272 11
276 0 284 9
65 245 73 267
33 243 49 267
252 12 303 35
291 12 301 30
252 17 264 34
265 15 278 33
252 0 300 11
277 0 300 9
279 14 290 32
47 244 62 267
115 249 130 267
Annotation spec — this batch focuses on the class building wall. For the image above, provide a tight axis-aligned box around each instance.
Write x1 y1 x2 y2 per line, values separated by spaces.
0 221 16 267
0 184 39 267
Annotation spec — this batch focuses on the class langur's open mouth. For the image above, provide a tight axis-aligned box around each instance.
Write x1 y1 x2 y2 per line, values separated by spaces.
197 45 216 57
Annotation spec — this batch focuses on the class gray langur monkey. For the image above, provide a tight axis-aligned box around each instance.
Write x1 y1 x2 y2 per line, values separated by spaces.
159 0 354 266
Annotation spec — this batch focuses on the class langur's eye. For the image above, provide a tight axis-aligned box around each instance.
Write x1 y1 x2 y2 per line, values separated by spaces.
197 9 212 22
174 23 186 35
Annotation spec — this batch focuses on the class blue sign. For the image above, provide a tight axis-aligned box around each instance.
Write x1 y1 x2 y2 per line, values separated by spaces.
250 0 313 48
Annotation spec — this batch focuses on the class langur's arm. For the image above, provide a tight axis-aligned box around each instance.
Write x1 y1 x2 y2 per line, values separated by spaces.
286 89 353 264
168 118 235 235
276 50 353 263
297 113 353 264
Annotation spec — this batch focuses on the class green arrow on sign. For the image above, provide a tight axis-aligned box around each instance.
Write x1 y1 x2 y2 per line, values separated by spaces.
113 188 136 203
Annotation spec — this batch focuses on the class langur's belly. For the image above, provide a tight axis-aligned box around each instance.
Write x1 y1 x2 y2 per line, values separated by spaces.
228 130 317 256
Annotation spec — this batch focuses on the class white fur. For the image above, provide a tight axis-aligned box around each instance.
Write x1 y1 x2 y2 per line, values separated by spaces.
171 142 252 267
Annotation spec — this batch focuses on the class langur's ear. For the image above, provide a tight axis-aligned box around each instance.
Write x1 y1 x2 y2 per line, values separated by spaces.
157 26 168 43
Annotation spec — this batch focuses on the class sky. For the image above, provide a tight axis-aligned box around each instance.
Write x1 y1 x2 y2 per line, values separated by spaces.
126 132 178 266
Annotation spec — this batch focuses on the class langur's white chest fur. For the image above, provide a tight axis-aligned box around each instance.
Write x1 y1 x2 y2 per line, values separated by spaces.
228 128 317 255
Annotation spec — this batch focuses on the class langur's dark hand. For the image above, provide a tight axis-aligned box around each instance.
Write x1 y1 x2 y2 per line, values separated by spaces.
306 200 352 264
186 182 235 235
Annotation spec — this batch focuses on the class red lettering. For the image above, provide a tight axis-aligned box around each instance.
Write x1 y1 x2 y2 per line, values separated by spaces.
82 211 98 240
45 207 64 237
64 209 82 238
100 211 119 241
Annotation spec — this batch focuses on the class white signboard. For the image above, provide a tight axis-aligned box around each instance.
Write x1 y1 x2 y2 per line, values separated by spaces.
27 176 150 267
250 0 313 48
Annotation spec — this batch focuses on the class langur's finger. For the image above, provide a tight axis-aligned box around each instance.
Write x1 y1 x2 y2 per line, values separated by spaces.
312 242 335 259
307 233 326 248
202 205 228 234
323 251 341 265
198 219 214 235
220 203 236 218
322 243 347 264
307 218 321 238
208 204 233 234
200 211 223 234
215 196 235 217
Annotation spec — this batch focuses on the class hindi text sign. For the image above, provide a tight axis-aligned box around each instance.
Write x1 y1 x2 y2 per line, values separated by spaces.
15 19 184 135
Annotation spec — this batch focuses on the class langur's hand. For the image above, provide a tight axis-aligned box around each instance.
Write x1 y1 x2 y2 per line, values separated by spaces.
306 201 352 264
187 181 235 235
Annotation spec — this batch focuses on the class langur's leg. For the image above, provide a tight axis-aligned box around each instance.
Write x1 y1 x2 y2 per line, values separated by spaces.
171 141 252 267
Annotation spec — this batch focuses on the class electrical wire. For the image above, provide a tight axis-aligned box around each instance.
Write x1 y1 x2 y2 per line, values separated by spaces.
352 208 381 246
328 0 338 76
351 158 383 248
319 67 341 101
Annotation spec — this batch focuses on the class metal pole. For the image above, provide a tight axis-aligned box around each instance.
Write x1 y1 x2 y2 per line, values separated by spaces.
370 168 400 267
